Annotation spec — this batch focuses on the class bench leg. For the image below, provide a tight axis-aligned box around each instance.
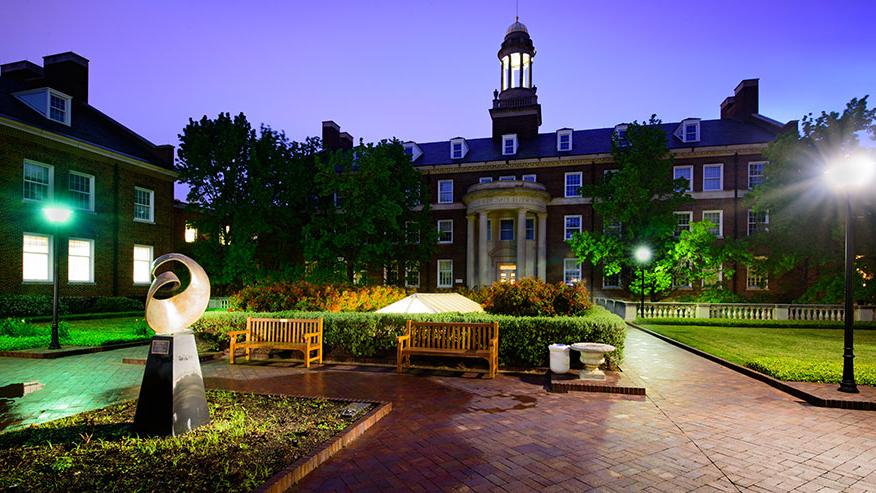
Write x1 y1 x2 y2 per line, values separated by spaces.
229 343 235 365
396 348 403 373
304 346 311 369
246 348 251 362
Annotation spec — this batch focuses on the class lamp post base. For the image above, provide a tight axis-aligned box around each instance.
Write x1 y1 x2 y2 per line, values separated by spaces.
838 382 859 394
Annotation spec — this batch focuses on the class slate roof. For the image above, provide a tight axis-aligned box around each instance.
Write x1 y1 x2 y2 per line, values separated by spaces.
0 77 172 170
409 118 782 167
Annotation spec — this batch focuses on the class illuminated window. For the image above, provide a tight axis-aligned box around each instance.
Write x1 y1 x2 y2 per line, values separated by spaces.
23 160 52 201
499 219 514 241
23 233 51 282
437 180 453 204
522 174 536 182
510 53 521 88
522 53 531 88
502 134 517 156
437 259 453 288
703 210 723 237
184 222 198 243
557 129 573 151
703 164 723 191
564 172 582 198
68 238 94 283
501 55 510 90
748 162 766 189
134 187 154 222
564 215 582 240
437 219 453 243
69 171 94 211
674 211 693 237
133 244 153 284
563 258 581 285
525 218 535 240
673 166 693 192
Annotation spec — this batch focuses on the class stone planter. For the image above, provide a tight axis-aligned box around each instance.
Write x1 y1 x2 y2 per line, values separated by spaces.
570 343 616 380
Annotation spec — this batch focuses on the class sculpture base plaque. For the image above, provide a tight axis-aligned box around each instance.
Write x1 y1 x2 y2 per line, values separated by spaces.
133 330 210 435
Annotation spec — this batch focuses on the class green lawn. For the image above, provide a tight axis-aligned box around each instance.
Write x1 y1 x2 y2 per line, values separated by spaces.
0 317 151 352
641 324 876 386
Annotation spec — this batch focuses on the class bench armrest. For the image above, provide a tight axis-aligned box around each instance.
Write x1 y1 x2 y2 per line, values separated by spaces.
397 334 410 348
228 330 248 342
304 331 321 344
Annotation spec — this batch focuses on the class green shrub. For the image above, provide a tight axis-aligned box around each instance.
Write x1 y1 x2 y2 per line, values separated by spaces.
481 278 591 317
0 295 143 318
638 317 876 329
230 282 409 312
0 295 61 318
0 318 40 337
191 305 625 368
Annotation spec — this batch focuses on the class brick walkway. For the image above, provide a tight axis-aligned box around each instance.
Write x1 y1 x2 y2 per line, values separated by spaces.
3 328 876 491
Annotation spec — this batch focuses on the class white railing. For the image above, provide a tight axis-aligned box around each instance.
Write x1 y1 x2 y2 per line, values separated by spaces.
208 297 231 310
595 297 876 322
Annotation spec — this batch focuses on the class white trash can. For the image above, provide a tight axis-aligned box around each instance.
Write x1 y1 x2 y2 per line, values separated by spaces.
548 344 570 374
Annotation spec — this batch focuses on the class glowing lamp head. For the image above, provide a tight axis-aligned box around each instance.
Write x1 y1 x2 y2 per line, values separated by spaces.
825 154 875 191
43 205 72 225
633 245 653 264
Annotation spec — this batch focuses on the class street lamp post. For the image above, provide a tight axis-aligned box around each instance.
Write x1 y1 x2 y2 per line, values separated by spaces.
42 205 72 350
825 154 874 394
633 245 653 318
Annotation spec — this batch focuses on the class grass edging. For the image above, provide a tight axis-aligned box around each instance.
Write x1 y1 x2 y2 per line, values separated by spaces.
256 397 392 492
0 339 149 359
630 322 876 412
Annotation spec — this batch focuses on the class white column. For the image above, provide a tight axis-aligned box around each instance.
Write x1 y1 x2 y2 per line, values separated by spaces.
478 212 489 287
537 212 547 281
466 214 476 288
516 209 527 281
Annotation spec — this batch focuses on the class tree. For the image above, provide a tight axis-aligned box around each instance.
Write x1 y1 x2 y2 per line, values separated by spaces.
303 140 434 284
747 97 876 302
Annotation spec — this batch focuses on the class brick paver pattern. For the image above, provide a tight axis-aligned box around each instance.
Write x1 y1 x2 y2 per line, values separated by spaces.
3 328 876 492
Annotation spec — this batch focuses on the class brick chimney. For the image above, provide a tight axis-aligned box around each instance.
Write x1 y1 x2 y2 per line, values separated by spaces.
338 132 354 150
322 121 354 151
720 79 759 121
43 52 89 103
0 60 44 85
153 144 175 168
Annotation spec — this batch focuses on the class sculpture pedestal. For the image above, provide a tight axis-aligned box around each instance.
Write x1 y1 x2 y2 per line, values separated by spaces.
134 330 210 435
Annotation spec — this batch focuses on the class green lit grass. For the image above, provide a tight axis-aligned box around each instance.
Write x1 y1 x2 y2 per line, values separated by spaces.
0 317 151 352
641 324 876 386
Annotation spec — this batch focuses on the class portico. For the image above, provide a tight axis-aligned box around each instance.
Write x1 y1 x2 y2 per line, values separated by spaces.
463 180 551 288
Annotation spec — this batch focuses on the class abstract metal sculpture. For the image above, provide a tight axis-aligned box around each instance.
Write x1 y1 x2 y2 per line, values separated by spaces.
134 253 211 435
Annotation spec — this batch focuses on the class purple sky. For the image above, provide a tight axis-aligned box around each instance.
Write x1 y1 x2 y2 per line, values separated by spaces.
3 0 875 200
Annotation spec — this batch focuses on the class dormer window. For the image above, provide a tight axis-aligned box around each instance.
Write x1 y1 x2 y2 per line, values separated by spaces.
675 118 701 143
502 134 518 156
450 138 468 160
403 142 423 162
14 88 72 126
557 129 573 151
613 124 629 147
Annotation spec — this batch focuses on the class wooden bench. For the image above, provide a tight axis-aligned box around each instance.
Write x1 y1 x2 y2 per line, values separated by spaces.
228 317 323 367
397 320 499 378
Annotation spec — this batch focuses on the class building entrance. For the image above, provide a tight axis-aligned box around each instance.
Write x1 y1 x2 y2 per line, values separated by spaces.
498 263 517 283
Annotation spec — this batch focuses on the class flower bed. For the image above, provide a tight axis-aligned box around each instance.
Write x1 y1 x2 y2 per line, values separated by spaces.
231 282 409 312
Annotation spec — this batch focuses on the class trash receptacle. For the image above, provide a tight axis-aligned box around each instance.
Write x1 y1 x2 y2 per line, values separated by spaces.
548 344 570 374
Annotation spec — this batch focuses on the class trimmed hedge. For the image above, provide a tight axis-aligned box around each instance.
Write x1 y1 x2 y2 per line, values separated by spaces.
0 295 143 318
230 282 409 313
191 305 626 369
481 278 591 316
639 317 876 329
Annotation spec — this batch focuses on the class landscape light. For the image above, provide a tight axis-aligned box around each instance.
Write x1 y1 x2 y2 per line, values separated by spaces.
42 205 73 224
634 245 653 264
825 153 875 191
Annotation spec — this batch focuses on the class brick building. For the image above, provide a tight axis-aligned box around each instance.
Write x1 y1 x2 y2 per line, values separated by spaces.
0 52 176 298
370 21 794 297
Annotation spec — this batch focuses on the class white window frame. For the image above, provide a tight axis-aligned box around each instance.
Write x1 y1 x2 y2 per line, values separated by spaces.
746 262 768 290
564 215 582 241
134 186 155 223
702 210 724 238
564 172 583 198
613 124 629 147
437 259 453 288
403 142 423 161
22 233 52 282
499 218 514 241
450 138 467 159
702 163 723 192
69 170 95 211
47 89 72 126
602 269 621 289
747 209 769 236
133 244 154 285
674 211 693 236
748 161 767 190
702 264 724 287
437 179 453 204
405 221 420 244
405 265 420 288
557 129 573 151
683 121 700 142
67 237 95 283
479 177 493 184
437 219 453 244
522 174 536 182
22 160 54 202
563 258 581 285
673 165 693 192
502 134 518 156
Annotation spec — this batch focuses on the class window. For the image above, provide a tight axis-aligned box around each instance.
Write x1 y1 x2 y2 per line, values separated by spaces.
563 258 581 285
525 218 535 240
564 215 582 240
499 219 514 241
437 180 453 204
703 210 723 237
437 220 453 244
133 245 153 284
23 160 53 201
603 218 622 238
405 221 420 244
702 164 723 191
502 134 518 155
603 169 618 183
450 138 467 159
134 187 154 222
332 192 343 209
48 91 70 125
603 270 621 289
499 175 516 181
746 261 768 290
184 222 198 243
614 124 629 147
747 210 769 235
748 162 766 189
22 233 51 282
702 265 724 287
405 265 420 288
673 166 693 192
403 142 422 161
486 219 492 241
522 174 536 182
674 211 692 237
68 238 94 283
677 119 700 143
437 260 453 288
69 171 94 211
479 177 493 184
565 172 582 198
557 129 573 151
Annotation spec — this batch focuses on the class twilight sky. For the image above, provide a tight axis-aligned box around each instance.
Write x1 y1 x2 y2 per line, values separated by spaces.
2 0 875 200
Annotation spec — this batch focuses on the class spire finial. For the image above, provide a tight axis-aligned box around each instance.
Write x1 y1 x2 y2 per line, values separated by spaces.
515 0 519 21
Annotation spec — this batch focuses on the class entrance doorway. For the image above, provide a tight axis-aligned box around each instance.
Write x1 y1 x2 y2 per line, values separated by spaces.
498 263 517 283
